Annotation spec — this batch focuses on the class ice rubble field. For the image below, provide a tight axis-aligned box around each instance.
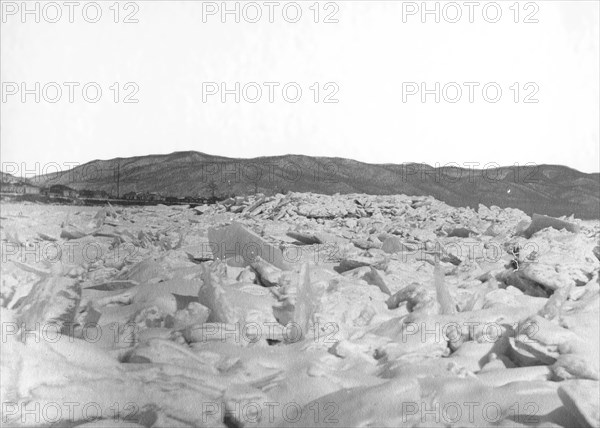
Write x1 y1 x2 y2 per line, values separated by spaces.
1 193 599 427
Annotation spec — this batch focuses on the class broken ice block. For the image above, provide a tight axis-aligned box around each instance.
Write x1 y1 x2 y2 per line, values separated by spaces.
208 223 292 269
522 213 580 238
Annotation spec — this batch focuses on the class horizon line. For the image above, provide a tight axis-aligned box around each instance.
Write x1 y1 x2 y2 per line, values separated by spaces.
2 150 599 177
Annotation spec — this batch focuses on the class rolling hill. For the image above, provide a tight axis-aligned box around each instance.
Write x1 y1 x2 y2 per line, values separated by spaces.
25 151 600 219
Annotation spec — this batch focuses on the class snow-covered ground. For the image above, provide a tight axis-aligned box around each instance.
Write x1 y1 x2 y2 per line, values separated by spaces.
1 193 598 427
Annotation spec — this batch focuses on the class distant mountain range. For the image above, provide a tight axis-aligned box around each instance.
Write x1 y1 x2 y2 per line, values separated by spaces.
1 172 26 184
12 151 600 219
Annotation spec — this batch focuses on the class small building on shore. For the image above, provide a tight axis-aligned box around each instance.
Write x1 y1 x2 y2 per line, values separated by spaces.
0 181 41 195
43 184 79 198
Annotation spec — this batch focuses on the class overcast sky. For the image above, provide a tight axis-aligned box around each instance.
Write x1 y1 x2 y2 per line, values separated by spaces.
1 1 599 175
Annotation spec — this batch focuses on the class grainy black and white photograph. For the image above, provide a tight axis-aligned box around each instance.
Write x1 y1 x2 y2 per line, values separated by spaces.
1 1 599 427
